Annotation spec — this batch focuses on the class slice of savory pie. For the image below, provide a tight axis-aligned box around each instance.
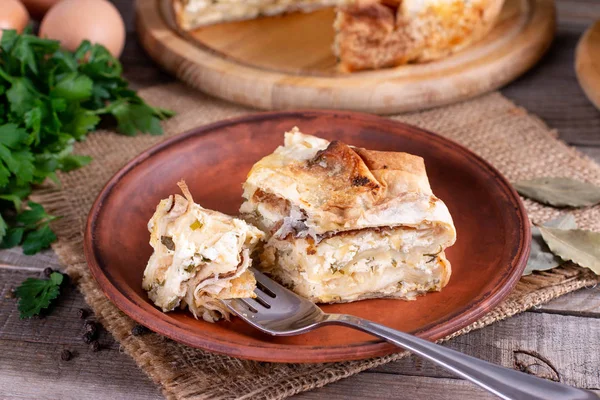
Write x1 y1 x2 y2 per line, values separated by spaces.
142 181 264 322
334 0 504 71
172 0 504 71
240 128 456 303
173 0 340 28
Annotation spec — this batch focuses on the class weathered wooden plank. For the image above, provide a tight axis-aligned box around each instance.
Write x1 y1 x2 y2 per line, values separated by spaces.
294 373 600 400
536 285 600 318
294 374 493 400
1 268 161 399
0 339 162 400
0 249 62 271
371 312 600 390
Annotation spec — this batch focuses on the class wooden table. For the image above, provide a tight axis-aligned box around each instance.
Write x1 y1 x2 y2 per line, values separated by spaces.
1 1 599 399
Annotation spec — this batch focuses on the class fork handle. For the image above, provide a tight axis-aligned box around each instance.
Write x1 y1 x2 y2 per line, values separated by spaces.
325 314 598 400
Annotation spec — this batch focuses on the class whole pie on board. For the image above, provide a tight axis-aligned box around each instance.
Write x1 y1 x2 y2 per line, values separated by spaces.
172 0 505 71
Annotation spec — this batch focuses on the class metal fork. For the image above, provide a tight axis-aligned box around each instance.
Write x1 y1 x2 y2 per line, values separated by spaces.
222 268 597 400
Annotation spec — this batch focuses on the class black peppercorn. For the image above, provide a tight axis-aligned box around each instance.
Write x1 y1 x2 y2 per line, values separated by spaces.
61 349 72 361
90 341 101 352
131 324 149 336
43 267 54 278
77 308 88 319
84 320 97 335
82 331 95 344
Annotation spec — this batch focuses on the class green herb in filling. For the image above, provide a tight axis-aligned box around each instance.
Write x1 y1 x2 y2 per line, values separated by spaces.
329 263 345 275
423 246 443 263
184 264 196 272
165 298 179 310
189 219 203 230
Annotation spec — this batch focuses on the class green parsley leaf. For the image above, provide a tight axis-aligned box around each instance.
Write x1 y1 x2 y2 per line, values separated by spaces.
15 271 63 318
58 154 92 172
0 30 19 53
103 99 165 136
0 202 57 252
22 223 57 255
0 227 24 248
5 78 37 117
0 213 7 242
17 201 51 227
0 193 23 212
0 163 10 188
63 107 101 140
0 123 28 148
51 72 93 101
23 107 42 145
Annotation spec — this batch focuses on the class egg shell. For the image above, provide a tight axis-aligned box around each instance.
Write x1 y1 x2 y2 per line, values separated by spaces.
0 0 30 38
20 0 61 20
39 0 125 57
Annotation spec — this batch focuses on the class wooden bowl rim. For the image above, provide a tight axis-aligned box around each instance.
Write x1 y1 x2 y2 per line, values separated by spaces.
84 110 531 363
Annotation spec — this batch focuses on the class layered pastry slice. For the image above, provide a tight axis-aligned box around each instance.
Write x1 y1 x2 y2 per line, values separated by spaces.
240 128 456 303
173 0 340 29
142 181 264 322
172 0 504 71
333 0 505 71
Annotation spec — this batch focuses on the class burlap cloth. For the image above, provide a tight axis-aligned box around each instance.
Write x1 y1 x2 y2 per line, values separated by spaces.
32 83 600 400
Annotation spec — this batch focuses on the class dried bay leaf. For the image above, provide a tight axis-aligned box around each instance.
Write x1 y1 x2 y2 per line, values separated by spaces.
538 226 600 275
513 177 600 207
523 215 578 276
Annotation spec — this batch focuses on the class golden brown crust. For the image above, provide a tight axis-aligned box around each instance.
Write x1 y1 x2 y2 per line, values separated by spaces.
286 139 432 218
335 0 505 71
354 147 432 194
241 129 455 236
354 147 426 176
297 140 382 209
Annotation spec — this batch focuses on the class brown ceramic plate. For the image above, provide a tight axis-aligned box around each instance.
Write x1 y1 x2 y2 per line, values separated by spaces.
85 111 530 363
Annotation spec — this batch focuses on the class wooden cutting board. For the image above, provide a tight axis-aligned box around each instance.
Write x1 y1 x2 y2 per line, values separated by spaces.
136 0 555 114
576 21 600 111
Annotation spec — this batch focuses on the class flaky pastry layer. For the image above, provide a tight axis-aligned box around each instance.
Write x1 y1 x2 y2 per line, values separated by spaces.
143 181 264 322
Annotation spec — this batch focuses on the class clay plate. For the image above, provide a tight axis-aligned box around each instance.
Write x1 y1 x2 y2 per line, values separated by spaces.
85 111 530 363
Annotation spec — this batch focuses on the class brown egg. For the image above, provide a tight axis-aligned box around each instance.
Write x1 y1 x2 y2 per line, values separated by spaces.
0 0 30 38
21 0 61 20
39 0 125 57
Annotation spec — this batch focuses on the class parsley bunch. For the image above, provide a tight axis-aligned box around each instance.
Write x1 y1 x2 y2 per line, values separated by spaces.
0 29 173 254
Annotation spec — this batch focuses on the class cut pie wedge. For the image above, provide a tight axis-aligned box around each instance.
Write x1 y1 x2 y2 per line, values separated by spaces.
240 128 456 303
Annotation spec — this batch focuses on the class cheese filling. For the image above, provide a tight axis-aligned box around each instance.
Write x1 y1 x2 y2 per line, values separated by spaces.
259 226 450 302
142 181 264 322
